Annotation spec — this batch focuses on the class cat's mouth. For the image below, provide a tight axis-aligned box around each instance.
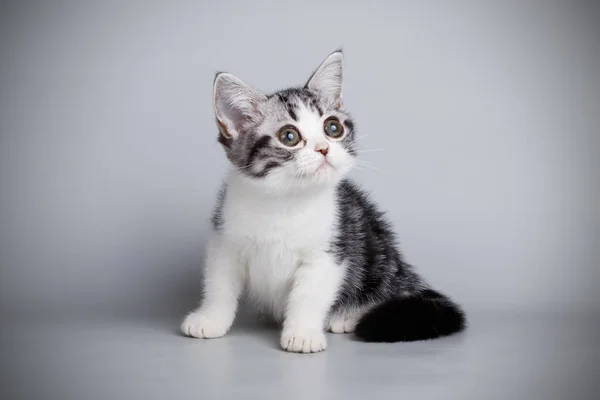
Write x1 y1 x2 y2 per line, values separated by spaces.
295 160 335 181
308 160 335 178
315 160 333 173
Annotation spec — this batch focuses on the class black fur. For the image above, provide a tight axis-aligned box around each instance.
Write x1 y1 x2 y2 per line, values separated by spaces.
331 180 466 342
343 119 354 132
256 161 281 177
354 290 466 342
217 132 233 148
277 92 298 120
211 183 227 231
247 135 272 166
332 181 424 302
272 88 324 117
237 134 292 179
286 105 298 121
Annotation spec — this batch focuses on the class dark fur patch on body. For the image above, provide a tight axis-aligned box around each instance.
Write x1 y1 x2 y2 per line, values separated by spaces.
211 182 227 231
331 180 425 306
330 180 466 342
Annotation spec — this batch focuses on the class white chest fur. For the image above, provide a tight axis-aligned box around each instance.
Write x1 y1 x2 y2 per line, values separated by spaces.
219 174 337 319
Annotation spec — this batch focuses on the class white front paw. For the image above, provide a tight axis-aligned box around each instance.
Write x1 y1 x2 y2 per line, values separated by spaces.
280 328 327 353
180 311 230 339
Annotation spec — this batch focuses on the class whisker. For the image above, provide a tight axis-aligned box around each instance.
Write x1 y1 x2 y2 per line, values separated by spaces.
344 134 369 143
355 159 379 167
354 159 384 174
285 170 301 191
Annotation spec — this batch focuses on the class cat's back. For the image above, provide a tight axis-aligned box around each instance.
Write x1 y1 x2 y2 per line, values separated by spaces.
333 179 400 265
335 179 386 224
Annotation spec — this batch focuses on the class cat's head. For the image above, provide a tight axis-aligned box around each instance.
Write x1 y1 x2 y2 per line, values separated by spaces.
213 50 356 193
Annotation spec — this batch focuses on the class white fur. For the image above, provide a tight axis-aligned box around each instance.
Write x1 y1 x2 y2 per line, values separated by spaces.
327 306 369 333
181 172 347 352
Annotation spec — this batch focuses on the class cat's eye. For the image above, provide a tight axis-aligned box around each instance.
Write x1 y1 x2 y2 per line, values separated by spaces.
278 126 301 147
323 117 344 139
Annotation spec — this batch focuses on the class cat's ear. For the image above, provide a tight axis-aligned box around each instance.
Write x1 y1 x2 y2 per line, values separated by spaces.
305 50 344 109
213 72 266 140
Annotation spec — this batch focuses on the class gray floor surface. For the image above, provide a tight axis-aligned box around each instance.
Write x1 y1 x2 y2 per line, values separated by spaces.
1 310 598 400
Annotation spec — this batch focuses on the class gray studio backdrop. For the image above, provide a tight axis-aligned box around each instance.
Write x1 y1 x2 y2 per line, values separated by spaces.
0 1 598 320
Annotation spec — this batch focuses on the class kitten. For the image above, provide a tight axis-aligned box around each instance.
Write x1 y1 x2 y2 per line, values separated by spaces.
181 50 466 353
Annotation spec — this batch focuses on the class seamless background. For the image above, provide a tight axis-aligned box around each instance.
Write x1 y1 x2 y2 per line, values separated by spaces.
0 1 598 399
1 0 598 318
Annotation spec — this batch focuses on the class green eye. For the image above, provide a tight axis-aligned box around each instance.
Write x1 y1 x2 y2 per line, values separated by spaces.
324 117 344 138
278 126 301 146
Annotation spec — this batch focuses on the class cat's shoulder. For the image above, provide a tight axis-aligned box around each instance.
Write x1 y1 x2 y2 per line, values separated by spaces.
336 179 373 204
335 178 389 219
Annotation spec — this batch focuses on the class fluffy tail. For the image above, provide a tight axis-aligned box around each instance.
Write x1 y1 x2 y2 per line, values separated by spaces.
354 289 466 342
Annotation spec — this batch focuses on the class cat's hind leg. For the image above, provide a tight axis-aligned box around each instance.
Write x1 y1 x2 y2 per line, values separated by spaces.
327 306 369 334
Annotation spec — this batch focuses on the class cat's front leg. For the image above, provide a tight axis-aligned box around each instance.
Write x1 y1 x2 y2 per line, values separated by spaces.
181 237 243 339
280 252 344 353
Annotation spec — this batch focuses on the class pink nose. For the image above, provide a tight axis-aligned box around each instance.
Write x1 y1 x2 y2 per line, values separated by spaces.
315 143 329 156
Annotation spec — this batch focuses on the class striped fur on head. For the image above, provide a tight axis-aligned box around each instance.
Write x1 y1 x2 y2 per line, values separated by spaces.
212 51 356 192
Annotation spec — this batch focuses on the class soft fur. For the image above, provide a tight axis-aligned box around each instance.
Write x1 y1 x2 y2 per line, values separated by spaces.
181 50 466 353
